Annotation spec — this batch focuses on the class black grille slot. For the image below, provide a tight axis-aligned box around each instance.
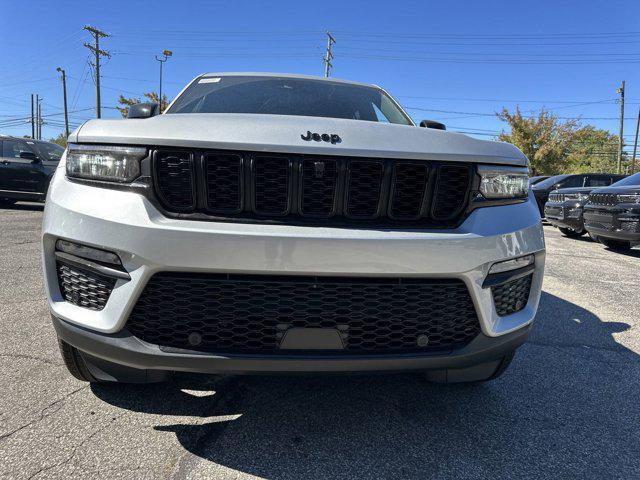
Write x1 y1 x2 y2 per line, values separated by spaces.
127 273 481 355
432 165 471 220
57 262 116 311
154 151 195 211
492 274 532 316
390 163 429 219
345 160 384 218
300 159 338 217
252 156 291 215
204 154 243 213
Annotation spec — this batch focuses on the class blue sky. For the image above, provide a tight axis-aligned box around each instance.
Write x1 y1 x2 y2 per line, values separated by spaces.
1 0 639 151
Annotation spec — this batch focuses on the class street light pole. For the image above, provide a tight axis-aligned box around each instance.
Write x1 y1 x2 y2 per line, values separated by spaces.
155 50 172 113
56 67 69 138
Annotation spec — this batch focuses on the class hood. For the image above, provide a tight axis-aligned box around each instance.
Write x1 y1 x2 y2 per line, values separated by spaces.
70 113 527 166
551 187 594 194
590 184 640 195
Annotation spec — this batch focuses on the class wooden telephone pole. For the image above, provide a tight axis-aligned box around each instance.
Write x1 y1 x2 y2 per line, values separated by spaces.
83 26 110 119
323 32 336 77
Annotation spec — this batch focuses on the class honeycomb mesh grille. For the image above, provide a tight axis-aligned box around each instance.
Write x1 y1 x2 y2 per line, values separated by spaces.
205 154 242 213
492 274 532 316
155 151 195 210
127 273 481 355
300 159 337 216
390 163 429 219
432 165 471 220
253 157 290 214
56 262 116 311
346 160 384 218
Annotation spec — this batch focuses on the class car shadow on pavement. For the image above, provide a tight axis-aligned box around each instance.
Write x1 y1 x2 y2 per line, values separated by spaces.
91 292 638 479
0 202 44 211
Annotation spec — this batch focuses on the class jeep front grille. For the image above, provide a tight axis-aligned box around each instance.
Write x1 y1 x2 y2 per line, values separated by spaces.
152 149 474 227
588 193 617 206
127 273 481 355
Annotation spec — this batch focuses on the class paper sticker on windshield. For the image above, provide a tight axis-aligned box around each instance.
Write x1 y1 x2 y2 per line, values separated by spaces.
199 77 221 84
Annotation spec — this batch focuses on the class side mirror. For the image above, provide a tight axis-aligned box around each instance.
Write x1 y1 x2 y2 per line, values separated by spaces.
19 151 39 162
419 120 446 131
127 102 159 119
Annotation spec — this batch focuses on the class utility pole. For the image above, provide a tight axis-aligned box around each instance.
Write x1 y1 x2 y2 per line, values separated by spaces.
323 32 336 77
616 80 625 174
83 25 110 119
30 94 35 139
56 67 69 138
155 50 172 113
35 95 40 140
36 98 43 140
631 108 640 175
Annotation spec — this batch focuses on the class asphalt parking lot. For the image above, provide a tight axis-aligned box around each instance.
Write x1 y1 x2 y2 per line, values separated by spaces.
0 203 638 480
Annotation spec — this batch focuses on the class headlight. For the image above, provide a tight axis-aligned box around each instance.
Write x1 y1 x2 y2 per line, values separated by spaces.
564 193 590 201
66 144 147 183
617 193 640 204
477 166 529 199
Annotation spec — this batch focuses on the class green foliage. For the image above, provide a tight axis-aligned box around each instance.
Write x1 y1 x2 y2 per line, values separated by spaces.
116 92 169 117
497 108 625 175
49 133 67 148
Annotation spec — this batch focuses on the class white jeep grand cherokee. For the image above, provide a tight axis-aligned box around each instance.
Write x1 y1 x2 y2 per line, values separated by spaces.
43 73 545 384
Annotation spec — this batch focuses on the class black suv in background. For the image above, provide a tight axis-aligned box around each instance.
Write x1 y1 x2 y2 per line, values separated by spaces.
583 172 640 251
544 187 594 237
0 135 64 206
531 173 625 216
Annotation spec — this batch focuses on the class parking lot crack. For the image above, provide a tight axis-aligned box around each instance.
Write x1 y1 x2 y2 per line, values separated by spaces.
0 385 87 443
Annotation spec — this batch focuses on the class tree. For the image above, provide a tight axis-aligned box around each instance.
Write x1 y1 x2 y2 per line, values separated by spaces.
49 133 67 148
116 92 169 117
497 108 578 175
565 126 620 173
497 108 625 175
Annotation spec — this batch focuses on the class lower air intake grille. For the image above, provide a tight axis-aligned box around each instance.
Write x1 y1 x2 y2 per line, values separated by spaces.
127 273 481 355
57 262 116 311
492 274 532 316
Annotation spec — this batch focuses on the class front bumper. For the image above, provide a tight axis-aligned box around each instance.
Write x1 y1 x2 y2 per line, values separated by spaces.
584 205 640 242
52 314 531 377
544 201 585 232
43 170 545 372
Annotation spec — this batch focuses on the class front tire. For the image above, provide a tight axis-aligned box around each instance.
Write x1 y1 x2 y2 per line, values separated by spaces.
58 339 101 383
559 227 586 238
599 238 632 251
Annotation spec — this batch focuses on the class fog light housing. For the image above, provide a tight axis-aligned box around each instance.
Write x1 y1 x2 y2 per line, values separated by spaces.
55 240 121 266
488 254 534 274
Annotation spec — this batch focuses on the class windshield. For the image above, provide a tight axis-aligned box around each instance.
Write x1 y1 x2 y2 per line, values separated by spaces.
532 174 570 190
611 172 640 187
31 141 65 161
167 75 413 125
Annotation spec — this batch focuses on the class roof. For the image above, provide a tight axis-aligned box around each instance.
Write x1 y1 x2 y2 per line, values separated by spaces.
199 72 378 89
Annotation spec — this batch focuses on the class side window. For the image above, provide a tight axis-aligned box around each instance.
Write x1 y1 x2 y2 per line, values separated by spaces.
2 140 35 159
372 103 390 123
586 176 610 187
558 176 583 188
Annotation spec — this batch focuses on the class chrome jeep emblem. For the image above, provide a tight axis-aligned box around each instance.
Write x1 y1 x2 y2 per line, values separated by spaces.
301 130 341 144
